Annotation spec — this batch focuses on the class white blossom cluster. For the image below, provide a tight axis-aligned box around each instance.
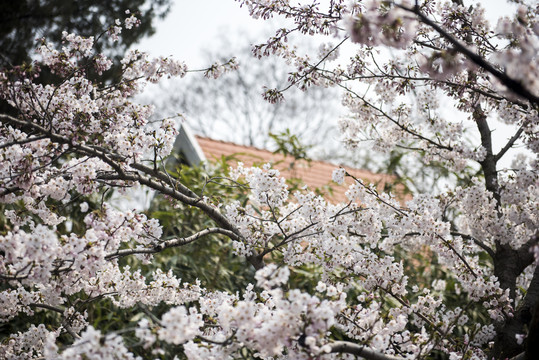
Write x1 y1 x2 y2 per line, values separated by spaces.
492 6 539 98
222 160 524 357
346 0 418 49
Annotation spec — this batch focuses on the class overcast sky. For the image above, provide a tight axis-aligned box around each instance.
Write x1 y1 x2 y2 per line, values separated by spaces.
136 0 266 67
136 0 517 65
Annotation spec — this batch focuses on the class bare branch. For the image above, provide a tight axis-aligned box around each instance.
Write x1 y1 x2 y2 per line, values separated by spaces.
399 4 539 106
329 341 403 360
29 303 64 313
494 122 528 162
451 231 495 258
105 227 239 260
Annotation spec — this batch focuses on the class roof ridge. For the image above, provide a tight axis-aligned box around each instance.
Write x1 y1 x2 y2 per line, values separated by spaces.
194 136 410 203
194 135 388 179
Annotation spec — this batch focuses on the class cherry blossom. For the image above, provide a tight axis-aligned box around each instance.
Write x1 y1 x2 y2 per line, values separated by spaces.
0 1 538 360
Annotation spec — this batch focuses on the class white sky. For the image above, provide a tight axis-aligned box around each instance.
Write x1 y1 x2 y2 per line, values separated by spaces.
137 0 516 65
137 0 266 67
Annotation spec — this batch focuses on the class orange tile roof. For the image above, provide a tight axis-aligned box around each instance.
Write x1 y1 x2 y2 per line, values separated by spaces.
196 136 408 203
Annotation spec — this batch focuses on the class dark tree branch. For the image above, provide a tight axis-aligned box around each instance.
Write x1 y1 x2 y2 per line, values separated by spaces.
105 227 239 260
451 231 495 258
329 341 403 360
494 123 527 162
473 105 501 203
29 303 64 313
400 4 539 106
0 135 48 149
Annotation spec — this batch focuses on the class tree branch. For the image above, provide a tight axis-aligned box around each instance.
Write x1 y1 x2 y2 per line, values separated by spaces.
494 123 527 163
29 303 64 313
472 105 501 204
400 4 539 106
493 263 539 358
329 341 403 360
105 227 239 260
451 231 495 258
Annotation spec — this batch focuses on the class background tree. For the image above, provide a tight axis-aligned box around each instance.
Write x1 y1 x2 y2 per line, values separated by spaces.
0 0 171 79
148 31 353 163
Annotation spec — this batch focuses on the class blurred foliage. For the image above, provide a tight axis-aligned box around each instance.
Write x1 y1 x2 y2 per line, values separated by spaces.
141 154 255 292
0 0 171 83
379 148 480 196
270 129 312 165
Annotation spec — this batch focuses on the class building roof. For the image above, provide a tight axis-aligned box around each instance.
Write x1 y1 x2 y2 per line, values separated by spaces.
195 136 407 204
172 122 207 165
